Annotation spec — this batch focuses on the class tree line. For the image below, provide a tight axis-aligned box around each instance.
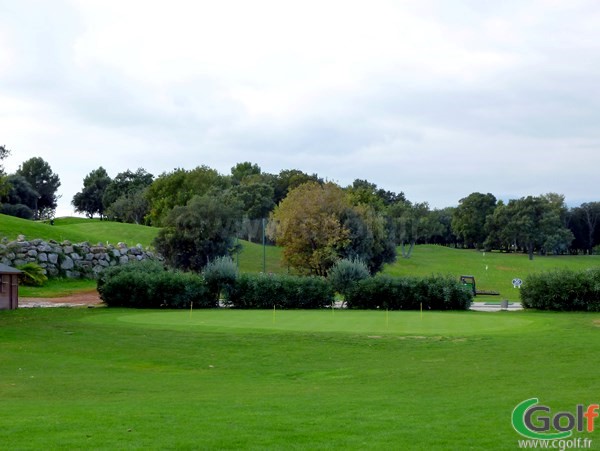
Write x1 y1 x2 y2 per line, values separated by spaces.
0 149 61 220
1 151 599 275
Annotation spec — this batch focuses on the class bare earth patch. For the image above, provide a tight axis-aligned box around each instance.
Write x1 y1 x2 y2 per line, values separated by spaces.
19 290 104 308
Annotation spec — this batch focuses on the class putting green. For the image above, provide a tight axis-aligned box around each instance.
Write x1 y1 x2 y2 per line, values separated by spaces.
105 309 537 336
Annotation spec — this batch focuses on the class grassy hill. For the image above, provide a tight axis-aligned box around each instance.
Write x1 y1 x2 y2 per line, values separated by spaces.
0 214 160 247
384 244 600 301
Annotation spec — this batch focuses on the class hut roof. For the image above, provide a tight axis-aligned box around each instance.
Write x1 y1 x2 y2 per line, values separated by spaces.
0 264 22 274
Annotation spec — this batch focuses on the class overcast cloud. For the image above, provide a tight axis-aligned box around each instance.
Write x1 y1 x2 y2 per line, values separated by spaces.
1 0 599 216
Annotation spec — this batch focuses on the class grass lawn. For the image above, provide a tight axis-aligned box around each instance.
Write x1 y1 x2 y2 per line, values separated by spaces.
384 245 600 302
0 307 599 450
0 214 159 248
19 278 98 298
237 239 284 274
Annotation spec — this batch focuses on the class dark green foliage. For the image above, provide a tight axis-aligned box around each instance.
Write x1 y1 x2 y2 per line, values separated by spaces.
327 257 370 299
451 192 497 249
97 260 213 308
15 157 61 219
154 193 242 272
520 268 600 311
105 189 150 224
1 203 34 219
203 256 238 304
1 175 39 210
16 262 48 286
345 275 472 310
72 167 112 219
227 273 334 309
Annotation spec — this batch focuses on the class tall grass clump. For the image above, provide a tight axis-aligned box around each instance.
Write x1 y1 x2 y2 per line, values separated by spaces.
16 262 48 286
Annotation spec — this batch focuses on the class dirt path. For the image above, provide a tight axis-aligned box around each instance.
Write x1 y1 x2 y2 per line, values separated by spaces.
19 290 104 308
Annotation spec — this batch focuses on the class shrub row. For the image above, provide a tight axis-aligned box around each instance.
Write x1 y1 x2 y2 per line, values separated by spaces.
520 268 600 311
97 260 472 310
227 273 334 309
345 275 473 310
97 261 213 308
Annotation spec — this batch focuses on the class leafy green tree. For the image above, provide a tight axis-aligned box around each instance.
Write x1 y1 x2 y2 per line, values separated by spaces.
0 145 9 199
484 194 573 259
154 193 242 272
0 175 39 219
451 192 497 249
102 168 153 210
72 167 112 219
340 204 396 273
346 179 405 212
231 162 261 185
428 207 457 245
569 202 600 254
269 182 396 275
2 175 39 209
0 144 9 169
234 180 276 242
389 201 437 258
272 169 322 205
146 166 229 226
15 157 61 219
269 182 350 276
235 181 275 220
105 189 150 224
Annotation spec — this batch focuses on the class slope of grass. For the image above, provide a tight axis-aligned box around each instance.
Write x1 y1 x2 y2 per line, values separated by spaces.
0 214 159 248
384 244 600 301
0 308 598 449
236 239 284 274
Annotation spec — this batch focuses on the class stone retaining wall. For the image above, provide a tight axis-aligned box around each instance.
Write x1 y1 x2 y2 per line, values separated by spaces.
0 235 158 278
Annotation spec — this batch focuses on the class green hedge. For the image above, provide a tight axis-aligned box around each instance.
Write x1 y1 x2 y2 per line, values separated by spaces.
97 261 473 311
345 275 472 310
97 261 213 308
520 268 600 311
227 273 334 309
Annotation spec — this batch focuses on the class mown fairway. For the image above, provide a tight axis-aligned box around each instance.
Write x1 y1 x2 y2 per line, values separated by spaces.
1 307 599 450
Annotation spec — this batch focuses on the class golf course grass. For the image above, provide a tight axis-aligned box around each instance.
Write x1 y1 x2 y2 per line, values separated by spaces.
1 307 599 450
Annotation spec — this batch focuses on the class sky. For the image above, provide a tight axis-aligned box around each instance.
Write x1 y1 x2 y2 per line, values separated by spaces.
1 0 599 217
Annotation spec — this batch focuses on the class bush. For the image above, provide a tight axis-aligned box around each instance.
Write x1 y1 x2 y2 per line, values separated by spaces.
17 262 48 286
227 273 334 309
203 256 238 305
327 258 370 300
520 268 600 311
345 274 472 310
97 260 213 308
1 203 34 219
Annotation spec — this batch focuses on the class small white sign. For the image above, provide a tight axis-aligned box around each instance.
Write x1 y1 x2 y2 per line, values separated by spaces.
512 278 523 288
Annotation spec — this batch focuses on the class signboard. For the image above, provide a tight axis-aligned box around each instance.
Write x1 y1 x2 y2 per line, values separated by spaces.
512 278 523 289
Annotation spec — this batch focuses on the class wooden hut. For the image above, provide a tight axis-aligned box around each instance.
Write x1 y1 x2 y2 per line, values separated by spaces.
0 264 21 310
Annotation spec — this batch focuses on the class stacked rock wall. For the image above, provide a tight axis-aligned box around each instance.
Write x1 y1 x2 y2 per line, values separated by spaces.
0 235 158 278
